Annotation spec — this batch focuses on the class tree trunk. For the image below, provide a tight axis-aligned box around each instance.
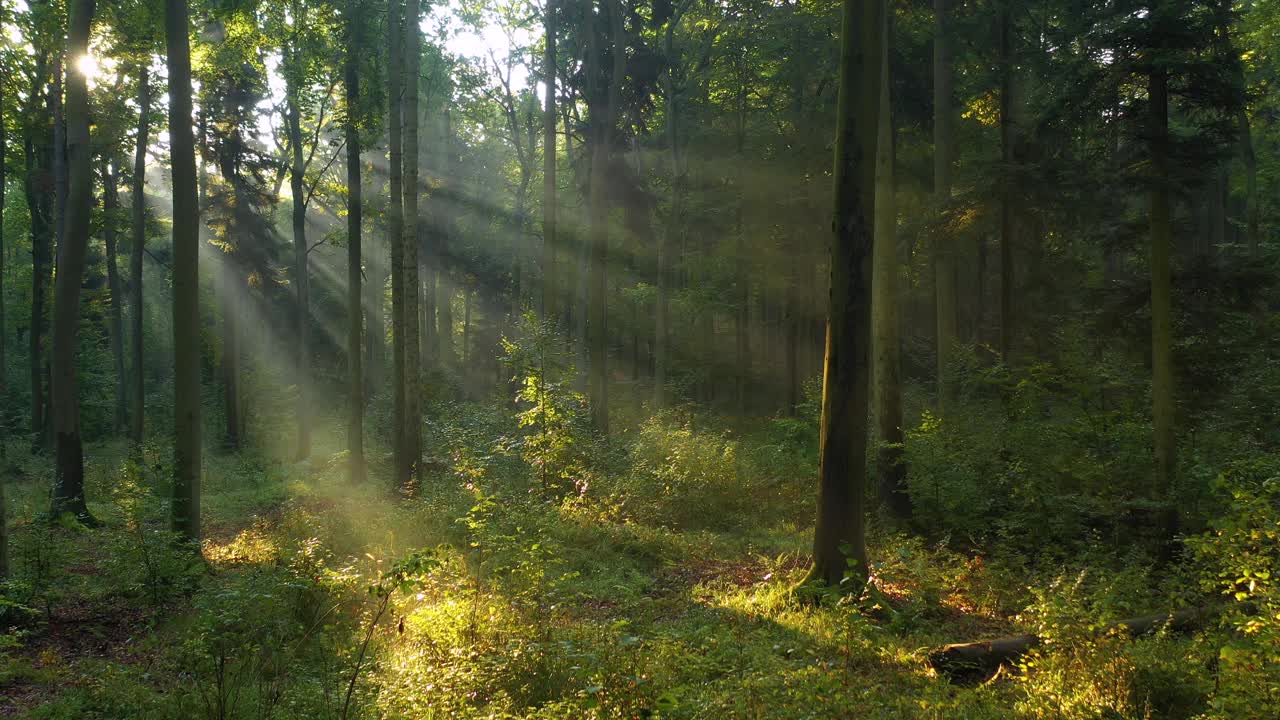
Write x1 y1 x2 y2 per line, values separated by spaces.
1149 61 1176 539
387 0 406 481
167 0 202 542
929 608 1205 682
286 54 311 461
0 69 7 575
655 15 678 410
129 67 150 445
25 107 51 447
998 0 1015 363
933 0 957 409
437 107 455 363
347 0 365 483
50 0 98 522
542 0 557 322
872 13 907 520
104 159 128 434
403 0 423 480
804 0 881 590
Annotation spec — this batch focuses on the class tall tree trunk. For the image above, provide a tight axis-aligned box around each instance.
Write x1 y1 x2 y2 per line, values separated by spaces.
104 159 128 434
872 12 907 520
933 0 957 408
1239 110 1258 257
129 67 150 445
0 69 7 576
655 13 678 410
437 107 455 363
586 0 624 435
999 0 1015 363
387 0 406 481
1149 60 1176 540
167 0 202 543
347 0 365 483
286 53 311 461
805 0 881 590
402 0 423 480
542 0 557 322
50 0 97 521
25 112 51 446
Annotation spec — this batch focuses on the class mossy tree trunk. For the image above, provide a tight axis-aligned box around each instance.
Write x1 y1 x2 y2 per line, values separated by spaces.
167 0 202 542
807 0 882 590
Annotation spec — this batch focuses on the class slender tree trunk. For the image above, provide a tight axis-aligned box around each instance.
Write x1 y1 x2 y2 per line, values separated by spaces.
542 0 558 322
129 67 150 445
167 0 202 543
347 0 365 483
1149 61 1176 540
403 0 423 480
0 71 7 575
104 160 128 434
286 58 311 461
805 0 881 590
655 16 678 409
872 13 907 520
50 0 98 521
387 0 406 481
437 107 455 363
933 0 957 408
1239 110 1258 257
25 124 50 446
999 0 1015 363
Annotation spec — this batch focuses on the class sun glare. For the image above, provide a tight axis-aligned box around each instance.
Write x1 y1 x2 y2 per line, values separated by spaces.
76 54 100 82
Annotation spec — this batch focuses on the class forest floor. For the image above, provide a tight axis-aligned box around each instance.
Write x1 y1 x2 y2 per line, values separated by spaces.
0 408 1215 719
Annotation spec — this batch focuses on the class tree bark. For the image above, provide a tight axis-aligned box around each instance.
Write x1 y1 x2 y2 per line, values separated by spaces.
1149 59 1176 539
804 0 881 590
436 107 455 363
933 0 957 409
286 36 311 461
50 0 98 521
167 0 202 542
403 0 423 480
387 0 407 481
104 159 128 434
542 0 558 323
930 608 1205 682
129 67 150 445
872 13 907 520
25 63 51 447
347 0 365 483
998 0 1015 363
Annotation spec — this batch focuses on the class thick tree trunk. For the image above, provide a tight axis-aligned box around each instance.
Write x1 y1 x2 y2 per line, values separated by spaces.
287 65 311 461
347 0 365 483
167 0 202 542
50 0 98 522
129 67 150 445
387 0 406 481
542 0 557 322
1149 62 1176 539
104 160 128 434
804 0 881 590
933 0 957 409
402 0 423 480
872 16 907 521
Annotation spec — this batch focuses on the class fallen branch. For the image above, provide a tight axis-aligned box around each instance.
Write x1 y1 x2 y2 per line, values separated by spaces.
929 607 1207 682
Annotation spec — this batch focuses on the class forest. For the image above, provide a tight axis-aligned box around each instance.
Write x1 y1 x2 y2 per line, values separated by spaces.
0 0 1276 716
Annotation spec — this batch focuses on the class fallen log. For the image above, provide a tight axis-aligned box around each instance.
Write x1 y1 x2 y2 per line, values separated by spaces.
929 607 1207 682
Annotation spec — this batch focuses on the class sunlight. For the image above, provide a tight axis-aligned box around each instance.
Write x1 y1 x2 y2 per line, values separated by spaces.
75 53 100 83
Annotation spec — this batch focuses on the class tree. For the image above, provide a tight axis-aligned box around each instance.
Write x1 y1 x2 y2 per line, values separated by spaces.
49 0 97 521
933 0 956 408
1148 5 1175 541
805 0 882 590
347 0 365 483
167 0 202 542
286 0 314 461
403 0 423 480
103 158 128 433
872 8 907 520
387 0 407 483
129 65 150 446
541 0 557 322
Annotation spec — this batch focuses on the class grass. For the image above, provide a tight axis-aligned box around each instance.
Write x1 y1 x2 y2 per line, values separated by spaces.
0 404 1225 719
